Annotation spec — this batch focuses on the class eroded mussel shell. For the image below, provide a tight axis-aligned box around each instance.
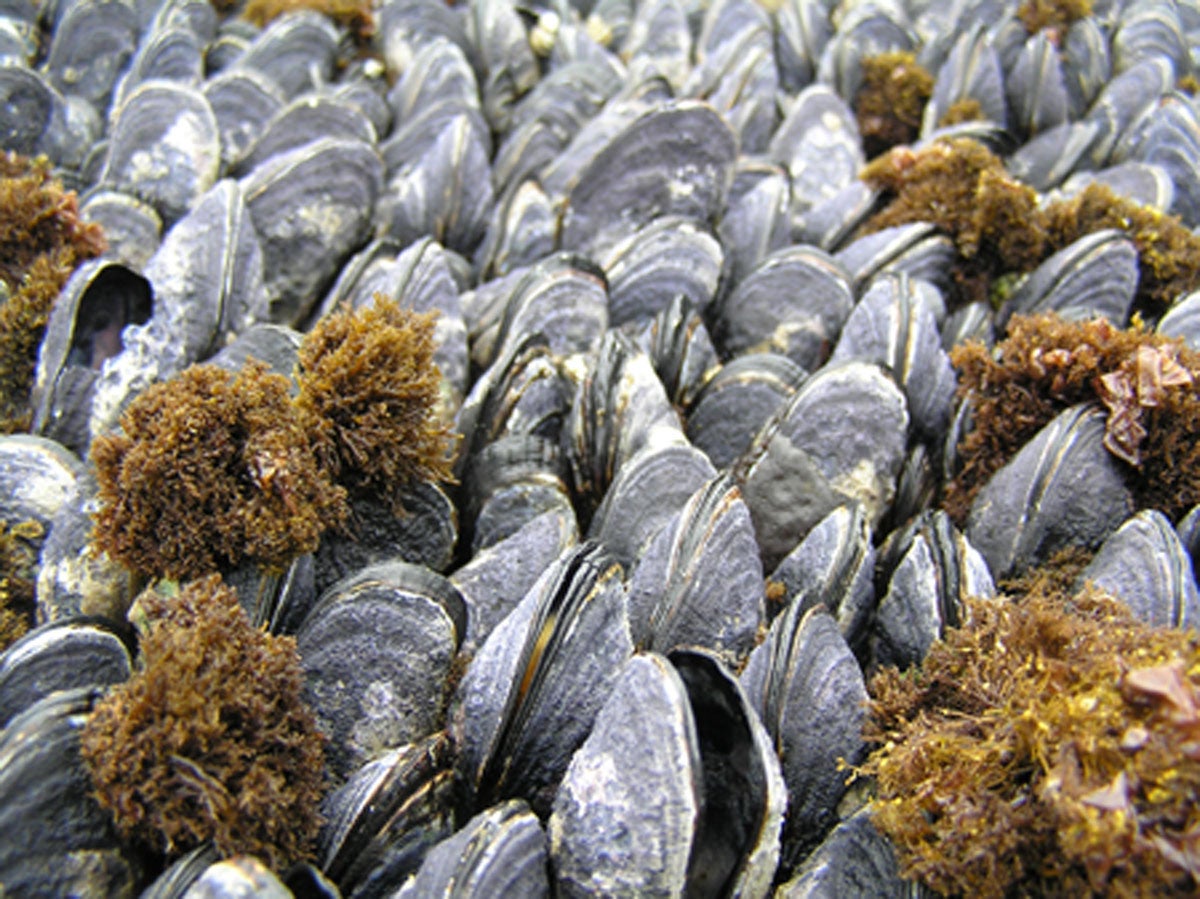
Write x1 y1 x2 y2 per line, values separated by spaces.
734 360 908 569
297 561 466 783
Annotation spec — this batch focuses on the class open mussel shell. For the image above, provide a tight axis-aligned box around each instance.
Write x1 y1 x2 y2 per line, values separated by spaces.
872 510 995 670
998 230 1138 330
768 503 875 655
830 273 955 441
686 352 805 471
297 561 467 784
0 617 131 729
30 260 153 456
734 360 908 570
395 799 549 898
0 688 140 895
775 807 914 898
558 99 737 259
713 244 853 371
457 542 631 817
317 731 456 897
1075 510 1200 630
588 438 716 571
550 649 784 899
741 605 866 874
966 404 1133 581
625 472 763 659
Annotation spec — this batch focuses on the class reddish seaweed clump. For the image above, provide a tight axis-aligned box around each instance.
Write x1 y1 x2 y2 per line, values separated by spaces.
80 576 326 869
240 0 374 44
944 314 1200 523
863 578 1200 898
91 362 347 581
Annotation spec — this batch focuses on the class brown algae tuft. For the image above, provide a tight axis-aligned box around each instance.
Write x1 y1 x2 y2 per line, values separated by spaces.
295 296 457 513
944 313 1200 524
1017 0 1093 37
241 0 375 44
80 575 326 870
861 138 1047 304
854 52 935 159
0 152 106 431
91 361 347 582
862 577 1200 898
0 519 42 652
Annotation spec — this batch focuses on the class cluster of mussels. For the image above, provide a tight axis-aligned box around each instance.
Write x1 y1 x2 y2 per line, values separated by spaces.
3 0 1200 894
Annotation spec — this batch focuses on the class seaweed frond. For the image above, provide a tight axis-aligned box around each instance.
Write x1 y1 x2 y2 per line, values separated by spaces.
0 519 42 652
863 576 1200 898
860 138 1046 304
944 313 1200 522
91 361 347 581
80 575 326 870
1042 182 1200 311
295 297 457 513
854 52 934 159
0 152 106 431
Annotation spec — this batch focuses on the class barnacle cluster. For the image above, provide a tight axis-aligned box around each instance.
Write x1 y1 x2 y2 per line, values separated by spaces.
295 300 456 514
944 313 1200 523
0 152 106 432
863 576 1200 898
0 519 42 652
854 52 934 159
91 297 454 581
79 575 325 869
